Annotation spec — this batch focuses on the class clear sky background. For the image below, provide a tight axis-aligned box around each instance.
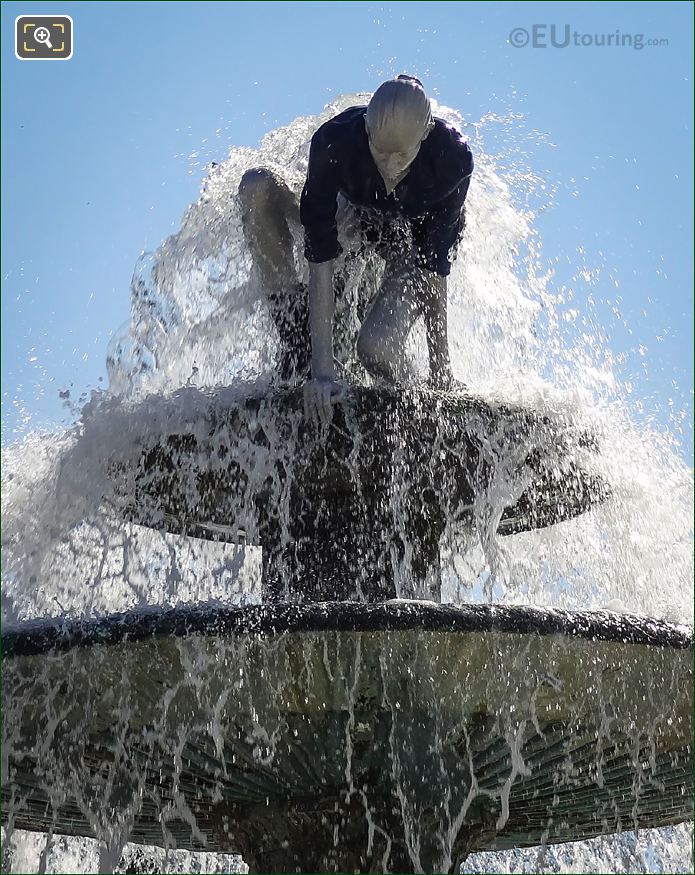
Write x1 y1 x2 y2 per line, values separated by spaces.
2 1 693 457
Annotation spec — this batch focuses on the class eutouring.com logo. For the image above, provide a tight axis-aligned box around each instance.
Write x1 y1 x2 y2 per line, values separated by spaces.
509 25 669 50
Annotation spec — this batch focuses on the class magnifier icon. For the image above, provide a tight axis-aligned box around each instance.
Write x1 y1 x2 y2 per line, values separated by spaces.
34 26 53 49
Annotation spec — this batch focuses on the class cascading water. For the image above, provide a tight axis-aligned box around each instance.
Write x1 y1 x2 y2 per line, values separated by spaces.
2 94 693 872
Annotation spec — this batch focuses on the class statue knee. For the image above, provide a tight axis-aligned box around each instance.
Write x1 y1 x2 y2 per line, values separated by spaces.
356 325 395 378
238 167 277 211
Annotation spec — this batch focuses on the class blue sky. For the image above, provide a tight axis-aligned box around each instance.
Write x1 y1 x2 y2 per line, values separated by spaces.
2 0 693 456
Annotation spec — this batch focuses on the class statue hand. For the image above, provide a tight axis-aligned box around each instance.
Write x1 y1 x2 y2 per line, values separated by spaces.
303 377 348 426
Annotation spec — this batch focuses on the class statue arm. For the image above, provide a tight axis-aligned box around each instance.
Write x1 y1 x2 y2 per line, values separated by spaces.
308 260 336 379
300 128 343 267
415 146 474 389
304 258 347 421
299 127 344 383
423 273 453 389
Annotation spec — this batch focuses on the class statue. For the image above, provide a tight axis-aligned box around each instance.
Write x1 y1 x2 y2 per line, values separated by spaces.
237 75 473 416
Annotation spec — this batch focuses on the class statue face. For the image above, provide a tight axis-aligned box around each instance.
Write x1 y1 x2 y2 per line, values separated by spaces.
365 117 424 181
368 140 422 180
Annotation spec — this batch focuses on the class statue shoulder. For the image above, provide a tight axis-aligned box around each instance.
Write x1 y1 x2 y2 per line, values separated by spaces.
431 118 474 177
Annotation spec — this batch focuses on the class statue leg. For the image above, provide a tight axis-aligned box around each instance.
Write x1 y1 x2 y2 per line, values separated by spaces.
355 252 429 383
238 168 310 379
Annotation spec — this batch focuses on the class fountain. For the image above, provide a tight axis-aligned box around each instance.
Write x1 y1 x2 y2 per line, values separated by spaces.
2 96 693 873
2 381 693 873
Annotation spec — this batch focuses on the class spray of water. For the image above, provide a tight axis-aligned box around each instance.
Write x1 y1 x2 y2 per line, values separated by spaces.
2 95 692 872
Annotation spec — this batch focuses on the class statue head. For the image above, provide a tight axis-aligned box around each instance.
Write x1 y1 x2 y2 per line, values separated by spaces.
365 75 435 182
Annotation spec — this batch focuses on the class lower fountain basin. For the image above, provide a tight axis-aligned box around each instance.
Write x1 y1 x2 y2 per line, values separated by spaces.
3 602 692 873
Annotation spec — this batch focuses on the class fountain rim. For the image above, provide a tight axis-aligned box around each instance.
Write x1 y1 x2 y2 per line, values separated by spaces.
2 601 692 659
